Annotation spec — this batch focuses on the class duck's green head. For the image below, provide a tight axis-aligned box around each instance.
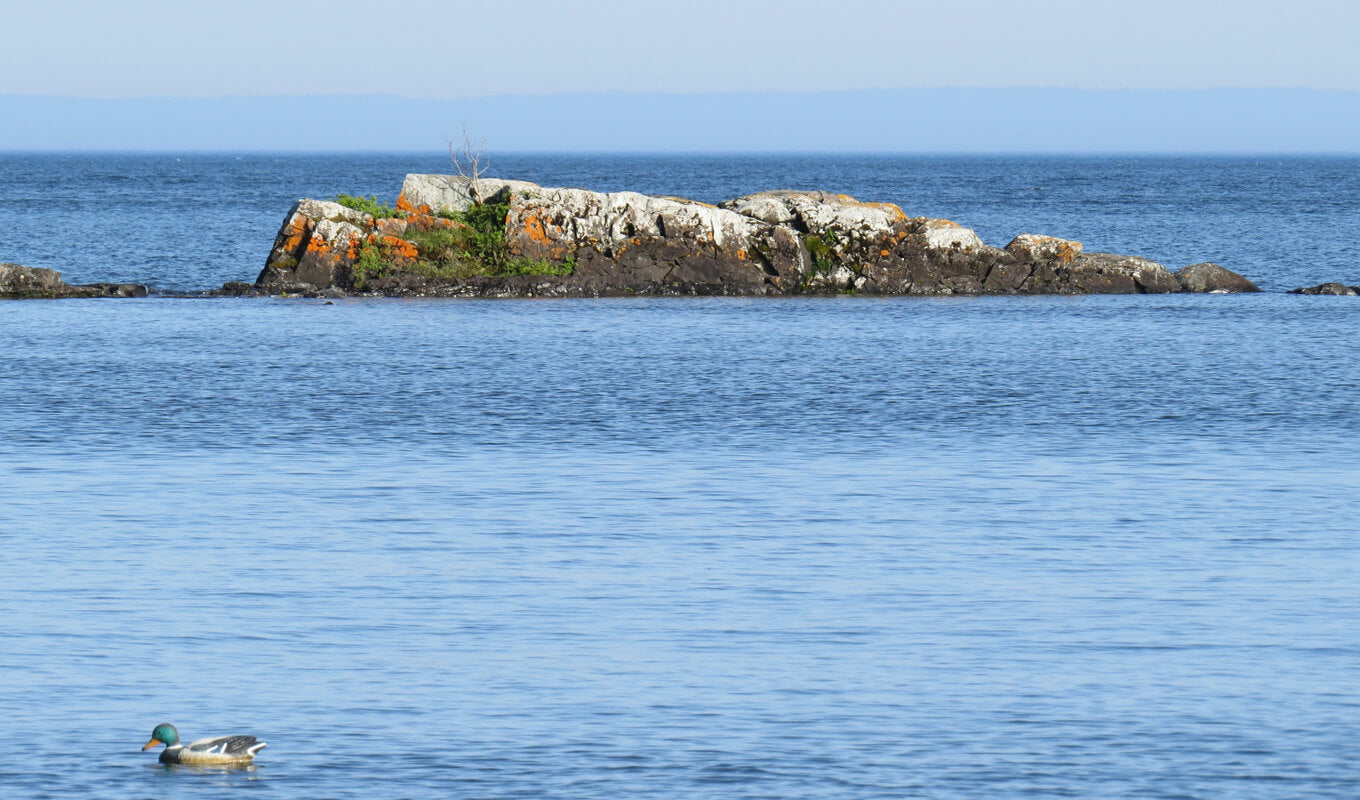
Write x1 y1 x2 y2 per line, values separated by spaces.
142 723 179 750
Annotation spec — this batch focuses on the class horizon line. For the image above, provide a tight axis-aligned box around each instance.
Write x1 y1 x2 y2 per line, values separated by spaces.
6 86 1360 101
6 149 1360 157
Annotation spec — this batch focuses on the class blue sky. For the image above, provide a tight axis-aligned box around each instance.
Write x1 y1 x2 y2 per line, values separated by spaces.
3 1 1359 150
7 0 1359 96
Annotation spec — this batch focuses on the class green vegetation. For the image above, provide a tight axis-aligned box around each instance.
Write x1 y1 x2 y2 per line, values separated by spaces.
345 197 575 291
804 234 835 275
336 194 405 219
402 226 465 264
452 198 512 269
351 243 385 290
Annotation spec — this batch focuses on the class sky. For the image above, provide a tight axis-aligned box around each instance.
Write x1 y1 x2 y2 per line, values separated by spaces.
6 0 1359 96
3 1 1359 150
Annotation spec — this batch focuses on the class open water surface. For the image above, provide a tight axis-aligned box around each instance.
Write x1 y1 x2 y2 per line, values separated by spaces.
0 155 1357 799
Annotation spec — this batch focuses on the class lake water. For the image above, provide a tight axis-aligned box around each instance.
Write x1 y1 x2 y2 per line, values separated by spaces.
0 155 1357 799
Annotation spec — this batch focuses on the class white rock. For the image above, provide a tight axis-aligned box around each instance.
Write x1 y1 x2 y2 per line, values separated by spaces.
509 187 765 254
1005 233 1083 262
725 191 909 236
399 174 543 213
916 218 985 251
311 218 365 249
295 198 371 226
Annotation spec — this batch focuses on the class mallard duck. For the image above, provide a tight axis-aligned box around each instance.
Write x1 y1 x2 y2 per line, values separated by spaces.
141 723 266 766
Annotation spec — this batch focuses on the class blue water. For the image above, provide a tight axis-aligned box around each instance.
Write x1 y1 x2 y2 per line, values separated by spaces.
1 155 1358 799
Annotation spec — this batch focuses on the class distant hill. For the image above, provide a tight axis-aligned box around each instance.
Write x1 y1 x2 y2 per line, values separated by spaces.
2 89 1357 152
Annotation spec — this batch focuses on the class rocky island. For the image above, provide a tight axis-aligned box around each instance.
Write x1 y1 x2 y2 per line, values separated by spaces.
235 175 1262 298
0 263 147 299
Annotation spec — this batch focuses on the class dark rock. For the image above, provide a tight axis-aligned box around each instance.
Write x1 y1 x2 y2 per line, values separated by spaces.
87 283 150 297
1 262 147 299
1039 253 1182 295
1 263 69 297
1175 262 1261 293
1289 282 1360 296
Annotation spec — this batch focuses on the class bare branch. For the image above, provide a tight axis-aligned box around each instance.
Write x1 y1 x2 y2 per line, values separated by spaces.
447 125 489 202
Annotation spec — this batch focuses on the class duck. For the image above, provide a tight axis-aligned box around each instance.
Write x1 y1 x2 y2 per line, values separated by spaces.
141 723 267 766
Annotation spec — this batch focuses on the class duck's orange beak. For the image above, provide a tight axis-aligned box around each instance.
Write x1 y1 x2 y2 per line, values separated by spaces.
142 739 163 751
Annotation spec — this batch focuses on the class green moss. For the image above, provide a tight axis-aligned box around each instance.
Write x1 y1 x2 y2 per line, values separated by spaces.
336 194 405 219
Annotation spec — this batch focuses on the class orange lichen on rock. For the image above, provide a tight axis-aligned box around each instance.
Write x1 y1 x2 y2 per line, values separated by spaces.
280 216 311 254
342 237 362 261
306 235 333 256
377 235 419 261
395 195 431 215
521 213 551 246
859 201 909 221
349 234 418 263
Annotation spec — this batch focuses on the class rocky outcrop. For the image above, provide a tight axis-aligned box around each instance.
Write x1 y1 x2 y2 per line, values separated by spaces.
1175 262 1261 293
1 263 147 299
252 175 1260 298
258 199 376 292
1289 282 1360 296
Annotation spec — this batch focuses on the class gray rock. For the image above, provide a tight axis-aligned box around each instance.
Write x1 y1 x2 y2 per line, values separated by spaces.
1 263 69 296
1 263 147 299
1175 262 1261 293
1025 253 1181 295
506 186 802 292
1289 282 1360 296
399 174 541 214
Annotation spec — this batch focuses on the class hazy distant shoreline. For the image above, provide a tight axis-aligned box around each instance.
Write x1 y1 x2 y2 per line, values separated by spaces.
3 88 1359 152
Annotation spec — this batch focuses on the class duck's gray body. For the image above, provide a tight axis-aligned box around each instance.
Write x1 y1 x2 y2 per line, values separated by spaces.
160 734 266 765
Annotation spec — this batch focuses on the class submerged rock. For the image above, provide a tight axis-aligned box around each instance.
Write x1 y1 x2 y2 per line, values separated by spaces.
249 175 1260 299
1289 282 1360 296
1 263 147 299
1175 262 1261 293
